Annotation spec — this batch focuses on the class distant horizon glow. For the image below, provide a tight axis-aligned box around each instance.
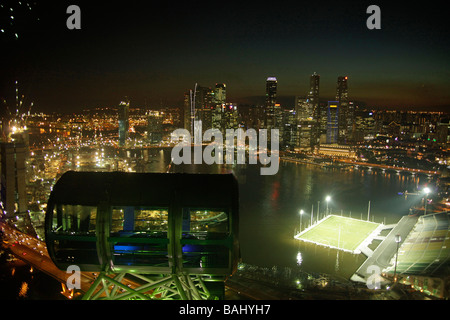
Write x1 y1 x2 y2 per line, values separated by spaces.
0 2 448 113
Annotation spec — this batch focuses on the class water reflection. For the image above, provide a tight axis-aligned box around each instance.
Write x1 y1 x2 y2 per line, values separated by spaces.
296 251 303 266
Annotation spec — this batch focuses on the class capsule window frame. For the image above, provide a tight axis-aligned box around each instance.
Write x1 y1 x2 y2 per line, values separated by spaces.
51 204 97 235
181 207 230 240
110 206 169 237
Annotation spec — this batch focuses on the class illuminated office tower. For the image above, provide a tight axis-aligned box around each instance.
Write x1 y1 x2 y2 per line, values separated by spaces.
265 77 277 129
194 86 214 133
147 111 163 144
354 110 375 142
336 76 352 144
223 103 239 130
309 72 320 146
214 83 226 105
308 72 320 119
295 96 312 121
118 97 130 147
183 91 191 132
326 101 339 144
212 83 226 130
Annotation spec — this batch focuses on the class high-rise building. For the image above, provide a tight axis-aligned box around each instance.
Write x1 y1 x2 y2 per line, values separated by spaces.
265 77 277 129
327 101 339 144
118 97 130 147
336 76 353 144
212 83 226 130
436 118 450 145
295 96 313 121
281 109 297 151
147 111 164 144
294 73 320 149
0 141 27 219
223 103 239 130
183 91 191 133
194 86 214 133
309 72 320 146
308 72 320 119
214 83 226 105
354 110 375 142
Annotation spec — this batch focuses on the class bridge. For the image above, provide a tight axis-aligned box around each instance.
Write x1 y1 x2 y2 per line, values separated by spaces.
350 215 419 285
335 159 440 176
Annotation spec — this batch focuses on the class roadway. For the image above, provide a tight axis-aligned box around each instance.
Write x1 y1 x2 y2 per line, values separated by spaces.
351 215 419 283
1 221 98 298
335 159 439 175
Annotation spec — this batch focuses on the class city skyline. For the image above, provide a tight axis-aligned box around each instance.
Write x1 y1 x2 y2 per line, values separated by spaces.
1 1 449 113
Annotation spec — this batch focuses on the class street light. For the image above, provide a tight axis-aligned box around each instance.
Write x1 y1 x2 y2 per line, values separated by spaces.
393 234 401 283
423 187 431 215
325 196 331 216
299 210 304 232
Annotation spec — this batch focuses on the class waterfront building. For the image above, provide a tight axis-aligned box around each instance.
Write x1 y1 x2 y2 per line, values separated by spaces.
316 144 356 158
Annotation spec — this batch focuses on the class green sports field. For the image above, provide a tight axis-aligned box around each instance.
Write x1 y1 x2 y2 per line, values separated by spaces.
295 215 380 252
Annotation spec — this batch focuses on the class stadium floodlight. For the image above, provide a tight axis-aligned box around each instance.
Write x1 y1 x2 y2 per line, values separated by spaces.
325 196 331 215
423 187 431 215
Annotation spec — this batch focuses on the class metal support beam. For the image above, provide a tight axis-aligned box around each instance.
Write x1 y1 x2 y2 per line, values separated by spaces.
81 272 218 300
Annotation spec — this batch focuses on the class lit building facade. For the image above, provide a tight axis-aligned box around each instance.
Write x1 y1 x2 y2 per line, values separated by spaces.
316 144 356 158
118 98 130 147
147 111 164 145
308 72 320 121
265 77 277 130
336 76 354 144
327 101 339 144
212 83 226 130
194 86 214 133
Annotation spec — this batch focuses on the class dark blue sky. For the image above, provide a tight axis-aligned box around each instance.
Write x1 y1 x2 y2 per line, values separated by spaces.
1 1 449 112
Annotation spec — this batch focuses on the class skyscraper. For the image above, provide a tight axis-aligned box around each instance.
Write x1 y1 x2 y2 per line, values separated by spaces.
327 101 339 144
214 83 226 105
295 73 320 149
308 72 320 120
265 77 277 130
147 111 163 145
212 83 226 130
194 86 214 133
336 76 352 144
183 91 191 133
118 97 130 147
309 72 320 146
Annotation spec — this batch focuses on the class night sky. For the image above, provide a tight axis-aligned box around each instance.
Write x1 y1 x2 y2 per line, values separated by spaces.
1 0 449 113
